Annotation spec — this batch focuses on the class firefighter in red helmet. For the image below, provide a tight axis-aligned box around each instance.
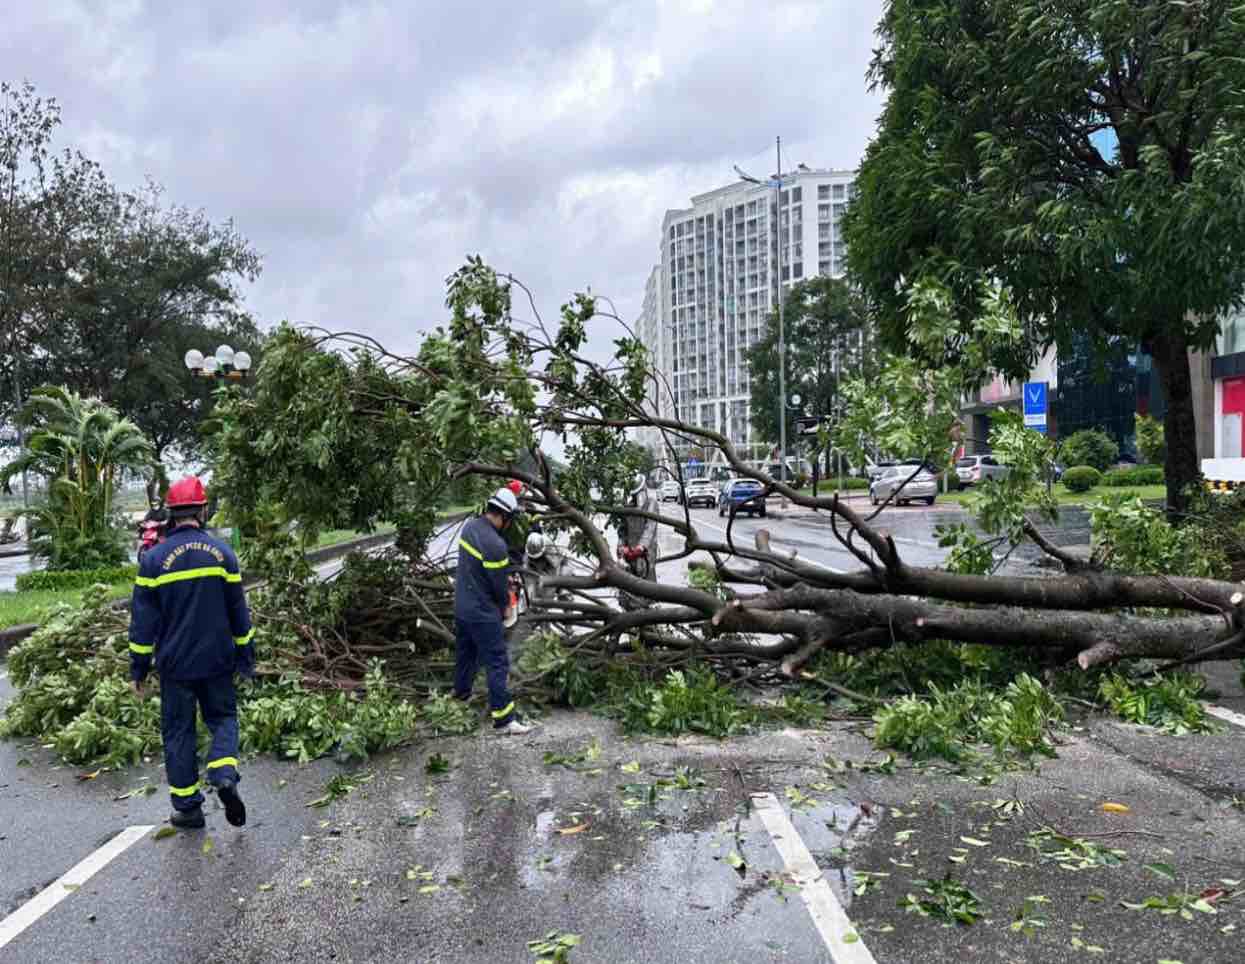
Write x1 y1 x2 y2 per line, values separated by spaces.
128 476 253 830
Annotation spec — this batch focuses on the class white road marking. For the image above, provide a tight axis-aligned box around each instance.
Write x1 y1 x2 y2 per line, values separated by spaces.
0 824 154 951
694 519 847 574
1205 704 1245 730
751 792 878 964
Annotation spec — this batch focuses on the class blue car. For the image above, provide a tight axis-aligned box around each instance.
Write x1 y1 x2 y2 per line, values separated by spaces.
718 478 767 518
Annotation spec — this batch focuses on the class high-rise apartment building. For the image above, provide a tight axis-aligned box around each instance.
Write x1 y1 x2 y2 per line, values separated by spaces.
636 168 856 467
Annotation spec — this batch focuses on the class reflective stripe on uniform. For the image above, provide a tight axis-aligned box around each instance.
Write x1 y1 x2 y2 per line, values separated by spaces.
234 629 254 646
170 782 200 797
491 701 515 719
459 538 508 569
206 757 238 770
129 642 155 655
136 566 242 588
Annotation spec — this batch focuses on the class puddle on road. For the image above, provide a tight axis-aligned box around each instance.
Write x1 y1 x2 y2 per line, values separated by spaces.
785 798 881 907
513 769 882 918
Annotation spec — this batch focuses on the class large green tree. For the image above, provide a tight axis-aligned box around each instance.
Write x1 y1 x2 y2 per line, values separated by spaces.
844 0 1245 514
0 81 262 462
745 276 873 466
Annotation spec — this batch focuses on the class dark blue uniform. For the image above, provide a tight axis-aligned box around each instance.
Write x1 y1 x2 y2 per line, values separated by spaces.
453 515 515 726
129 524 253 813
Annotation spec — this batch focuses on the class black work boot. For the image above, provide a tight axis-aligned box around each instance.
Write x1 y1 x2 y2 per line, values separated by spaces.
170 806 206 830
216 778 247 827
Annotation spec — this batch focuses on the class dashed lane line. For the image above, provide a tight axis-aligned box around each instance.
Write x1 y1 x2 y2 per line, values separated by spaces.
0 825 154 952
752 792 878 964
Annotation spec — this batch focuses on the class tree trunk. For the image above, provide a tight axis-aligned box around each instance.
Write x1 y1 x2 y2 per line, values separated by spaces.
1151 330 1200 520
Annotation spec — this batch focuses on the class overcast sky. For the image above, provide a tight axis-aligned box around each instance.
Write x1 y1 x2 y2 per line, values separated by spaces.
5 0 886 354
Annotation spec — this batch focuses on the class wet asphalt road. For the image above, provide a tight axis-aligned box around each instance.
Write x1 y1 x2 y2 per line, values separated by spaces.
7 661 1245 963
670 496 1094 574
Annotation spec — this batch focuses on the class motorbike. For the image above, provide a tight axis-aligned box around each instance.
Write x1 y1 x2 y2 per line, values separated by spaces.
136 510 167 562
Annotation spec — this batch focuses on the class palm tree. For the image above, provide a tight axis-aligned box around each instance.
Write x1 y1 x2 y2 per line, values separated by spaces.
1 387 154 569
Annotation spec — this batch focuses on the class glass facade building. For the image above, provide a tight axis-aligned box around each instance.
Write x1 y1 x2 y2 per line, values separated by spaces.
1054 334 1165 459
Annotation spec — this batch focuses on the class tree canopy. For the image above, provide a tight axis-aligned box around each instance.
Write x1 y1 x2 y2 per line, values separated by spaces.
745 275 873 456
1 386 153 569
843 0 1245 512
0 81 262 463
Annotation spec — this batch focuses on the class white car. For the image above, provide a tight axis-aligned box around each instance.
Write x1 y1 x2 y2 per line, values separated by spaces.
683 478 718 508
659 480 684 503
955 455 1009 487
870 464 937 506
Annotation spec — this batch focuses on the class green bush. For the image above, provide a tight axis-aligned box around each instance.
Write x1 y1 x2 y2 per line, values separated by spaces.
1059 429 1119 472
1061 466 1102 493
15 565 137 593
1101 466 1164 487
1135 413 1166 465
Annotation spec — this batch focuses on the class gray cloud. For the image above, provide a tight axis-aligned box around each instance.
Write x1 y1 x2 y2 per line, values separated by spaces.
4 0 885 352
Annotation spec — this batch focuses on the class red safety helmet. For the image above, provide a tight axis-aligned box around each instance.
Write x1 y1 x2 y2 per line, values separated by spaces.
506 479 524 495
165 476 208 508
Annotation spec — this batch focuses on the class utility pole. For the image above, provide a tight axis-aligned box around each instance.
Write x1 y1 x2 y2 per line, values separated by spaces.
775 137 788 483
735 137 789 482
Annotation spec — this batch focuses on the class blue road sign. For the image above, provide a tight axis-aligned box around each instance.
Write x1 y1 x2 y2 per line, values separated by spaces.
1023 381 1048 434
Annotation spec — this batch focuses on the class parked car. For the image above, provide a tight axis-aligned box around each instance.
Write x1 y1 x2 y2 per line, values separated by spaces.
718 478 767 517
955 455 1009 487
870 464 938 506
659 480 683 503
865 459 897 482
683 478 718 508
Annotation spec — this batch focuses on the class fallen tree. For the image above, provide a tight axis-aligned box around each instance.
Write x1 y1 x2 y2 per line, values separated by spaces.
4 261 1244 768
205 263 1244 674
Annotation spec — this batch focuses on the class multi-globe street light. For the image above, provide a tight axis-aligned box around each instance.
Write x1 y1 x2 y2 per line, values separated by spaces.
183 345 253 380
181 345 252 551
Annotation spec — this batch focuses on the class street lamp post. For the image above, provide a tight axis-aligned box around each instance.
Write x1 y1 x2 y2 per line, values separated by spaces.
184 345 253 380
183 345 252 551
736 136 789 482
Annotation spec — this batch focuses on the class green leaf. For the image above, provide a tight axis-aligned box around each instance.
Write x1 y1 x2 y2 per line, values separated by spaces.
1144 862 1175 880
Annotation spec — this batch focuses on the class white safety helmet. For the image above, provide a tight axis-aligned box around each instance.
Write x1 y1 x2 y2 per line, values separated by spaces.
526 531 547 560
631 473 647 498
486 487 519 517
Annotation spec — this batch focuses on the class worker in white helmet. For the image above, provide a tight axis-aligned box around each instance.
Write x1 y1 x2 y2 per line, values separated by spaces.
452 487 532 734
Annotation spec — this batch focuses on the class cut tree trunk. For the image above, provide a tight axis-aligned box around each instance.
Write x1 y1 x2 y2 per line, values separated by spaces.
1151 329 1200 520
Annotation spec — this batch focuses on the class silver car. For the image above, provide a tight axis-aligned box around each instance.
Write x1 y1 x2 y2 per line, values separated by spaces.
870 464 938 506
955 455 1009 487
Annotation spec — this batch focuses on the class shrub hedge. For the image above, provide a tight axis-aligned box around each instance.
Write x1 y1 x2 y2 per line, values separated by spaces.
1101 465 1164 487
1061 466 1102 493
15 565 138 593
